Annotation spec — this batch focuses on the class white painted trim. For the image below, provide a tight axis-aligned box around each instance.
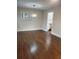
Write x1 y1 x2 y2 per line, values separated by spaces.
17 29 61 38
42 27 48 32
51 32 61 38
17 28 42 32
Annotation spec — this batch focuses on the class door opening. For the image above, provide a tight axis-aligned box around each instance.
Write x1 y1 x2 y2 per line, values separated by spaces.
47 12 54 32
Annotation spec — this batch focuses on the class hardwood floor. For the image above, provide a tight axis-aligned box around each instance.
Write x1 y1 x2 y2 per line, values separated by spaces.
17 30 61 59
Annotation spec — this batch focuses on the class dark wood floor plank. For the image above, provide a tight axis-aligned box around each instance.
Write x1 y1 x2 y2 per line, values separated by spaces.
17 30 61 59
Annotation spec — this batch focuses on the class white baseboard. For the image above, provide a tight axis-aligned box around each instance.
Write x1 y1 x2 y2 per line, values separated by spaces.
17 28 42 32
17 29 61 38
42 28 48 32
51 32 61 38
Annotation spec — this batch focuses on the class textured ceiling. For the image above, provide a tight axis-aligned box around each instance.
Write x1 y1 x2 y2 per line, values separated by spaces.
17 0 61 10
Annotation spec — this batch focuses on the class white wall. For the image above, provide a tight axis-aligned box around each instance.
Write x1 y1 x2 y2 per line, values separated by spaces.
52 6 61 37
42 10 48 31
17 7 61 37
17 8 44 31
42 6 61 37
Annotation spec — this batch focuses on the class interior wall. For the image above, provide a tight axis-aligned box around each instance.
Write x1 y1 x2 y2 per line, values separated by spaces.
17 7 44 31
17 6 61 37
52 6 61 37
42 10 48 31
42 6 61 37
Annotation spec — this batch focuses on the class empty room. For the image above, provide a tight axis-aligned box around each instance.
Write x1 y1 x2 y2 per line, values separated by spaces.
17 0 61 59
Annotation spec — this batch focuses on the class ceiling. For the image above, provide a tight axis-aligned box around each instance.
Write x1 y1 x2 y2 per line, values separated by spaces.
17 0 61 10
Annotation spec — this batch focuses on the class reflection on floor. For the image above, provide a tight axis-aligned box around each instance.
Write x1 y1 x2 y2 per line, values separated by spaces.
17 30 61 59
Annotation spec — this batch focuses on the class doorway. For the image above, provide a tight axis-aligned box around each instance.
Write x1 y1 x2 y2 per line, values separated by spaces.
47 12 54 32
